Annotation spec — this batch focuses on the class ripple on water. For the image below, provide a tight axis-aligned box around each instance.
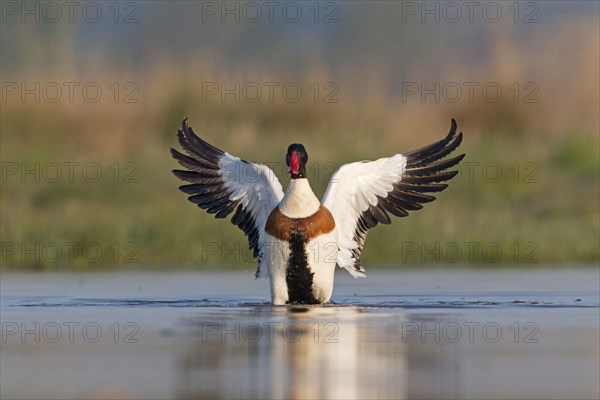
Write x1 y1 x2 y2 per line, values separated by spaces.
7 296 597 309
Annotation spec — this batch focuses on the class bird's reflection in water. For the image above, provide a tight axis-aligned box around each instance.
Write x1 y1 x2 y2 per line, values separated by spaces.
175 306 460 399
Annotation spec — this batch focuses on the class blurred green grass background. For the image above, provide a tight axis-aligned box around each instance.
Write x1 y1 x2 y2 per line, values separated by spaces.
1 2 598 270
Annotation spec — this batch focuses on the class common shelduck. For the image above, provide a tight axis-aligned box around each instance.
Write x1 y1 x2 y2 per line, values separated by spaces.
171 118 464 305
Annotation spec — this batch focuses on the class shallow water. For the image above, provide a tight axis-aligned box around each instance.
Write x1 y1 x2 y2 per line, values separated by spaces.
1 268 599 399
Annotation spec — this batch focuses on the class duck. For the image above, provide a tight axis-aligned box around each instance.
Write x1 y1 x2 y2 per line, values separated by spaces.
171 118 464 305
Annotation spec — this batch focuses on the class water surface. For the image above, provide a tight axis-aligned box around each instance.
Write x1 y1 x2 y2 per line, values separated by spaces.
1 268 598 399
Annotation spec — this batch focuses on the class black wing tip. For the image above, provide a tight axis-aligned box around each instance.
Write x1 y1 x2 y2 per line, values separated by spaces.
170 147 182 158
446 151 465 164
179 116 193 137
406 120 464 164
450 118 464 146
176 117 189 137
404 118 462 160
446 170 459 180
448 119 460 141
448 118 464 144
445 118 457 141
172 169 189 179
173 116 225 160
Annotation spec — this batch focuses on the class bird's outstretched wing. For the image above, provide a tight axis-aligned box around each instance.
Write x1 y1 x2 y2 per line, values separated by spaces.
322 119 464 277
170 118 284 278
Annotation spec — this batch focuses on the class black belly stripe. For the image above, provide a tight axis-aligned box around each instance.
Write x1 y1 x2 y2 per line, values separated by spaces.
286 230 319 305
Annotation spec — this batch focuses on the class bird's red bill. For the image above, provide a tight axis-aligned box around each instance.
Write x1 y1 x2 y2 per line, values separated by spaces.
289 153 299 174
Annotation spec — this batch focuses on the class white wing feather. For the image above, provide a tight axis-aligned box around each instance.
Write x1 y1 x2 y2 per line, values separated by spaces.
322 155 407 277
171 118 284 278
322 120 464 277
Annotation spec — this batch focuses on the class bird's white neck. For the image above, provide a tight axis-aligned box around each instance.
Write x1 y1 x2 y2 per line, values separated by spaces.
278 178 321 218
